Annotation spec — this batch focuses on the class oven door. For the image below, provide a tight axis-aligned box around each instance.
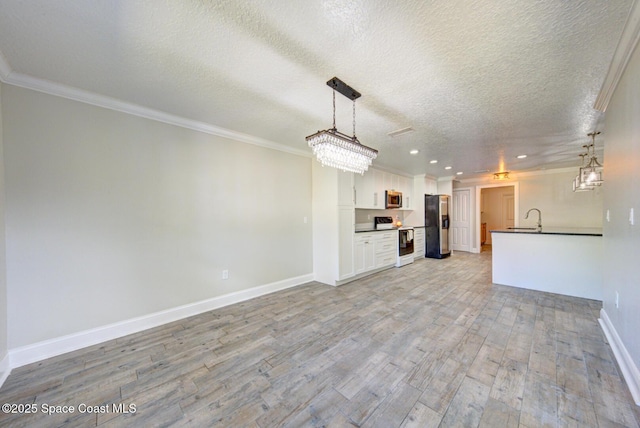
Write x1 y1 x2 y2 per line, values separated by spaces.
399 229 414 257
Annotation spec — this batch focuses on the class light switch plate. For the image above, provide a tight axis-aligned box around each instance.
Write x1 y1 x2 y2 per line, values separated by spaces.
630 208 635 226
606 209 610 222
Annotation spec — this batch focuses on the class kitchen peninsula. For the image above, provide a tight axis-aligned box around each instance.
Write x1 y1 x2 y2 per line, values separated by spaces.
491 228 603 300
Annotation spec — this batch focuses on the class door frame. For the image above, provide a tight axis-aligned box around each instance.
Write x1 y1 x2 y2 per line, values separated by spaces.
473 182 519 253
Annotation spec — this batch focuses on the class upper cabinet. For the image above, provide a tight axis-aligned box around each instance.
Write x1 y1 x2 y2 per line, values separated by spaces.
398 175 413 210
338 171 355 207
354 168 382 209
383 172 400 192
354 168 414 210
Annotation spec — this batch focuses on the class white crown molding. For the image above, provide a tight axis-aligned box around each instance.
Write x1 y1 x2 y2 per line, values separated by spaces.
594 0 640 112
0 58 311 158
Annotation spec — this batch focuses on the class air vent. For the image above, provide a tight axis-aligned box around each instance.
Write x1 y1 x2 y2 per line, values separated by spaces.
387 127 415 137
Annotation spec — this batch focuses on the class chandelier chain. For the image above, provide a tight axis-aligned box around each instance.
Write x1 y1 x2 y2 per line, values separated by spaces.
353 100 356 139
332 90 336 130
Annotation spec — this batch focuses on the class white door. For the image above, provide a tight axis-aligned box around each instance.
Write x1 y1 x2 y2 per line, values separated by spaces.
502 194 515 229
452 189 471 252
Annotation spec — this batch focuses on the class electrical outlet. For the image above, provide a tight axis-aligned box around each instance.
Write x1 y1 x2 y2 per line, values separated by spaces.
615 291 619 309
222 270 229 280
304 216 308 224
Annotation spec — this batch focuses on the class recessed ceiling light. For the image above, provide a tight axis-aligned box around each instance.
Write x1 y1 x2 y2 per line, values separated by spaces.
444 166 452 170
410 149 419 155
516 154 527 159
456 172 463 175
430 160 438 164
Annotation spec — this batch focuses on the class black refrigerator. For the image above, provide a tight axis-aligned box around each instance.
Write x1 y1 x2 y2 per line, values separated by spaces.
425 194 451 259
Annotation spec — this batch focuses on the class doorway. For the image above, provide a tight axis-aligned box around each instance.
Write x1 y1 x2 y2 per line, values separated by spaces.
475 182 519 253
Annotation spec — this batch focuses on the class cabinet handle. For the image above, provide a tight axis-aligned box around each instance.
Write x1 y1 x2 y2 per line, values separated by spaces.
373 192 378 206
354 187 357 205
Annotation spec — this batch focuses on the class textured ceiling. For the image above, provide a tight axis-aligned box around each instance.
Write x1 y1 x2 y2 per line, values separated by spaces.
0 0 632 178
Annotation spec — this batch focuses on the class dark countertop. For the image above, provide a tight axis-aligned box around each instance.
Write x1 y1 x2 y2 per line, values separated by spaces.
491 227 602 236
355 225 425 233
355 228 397 233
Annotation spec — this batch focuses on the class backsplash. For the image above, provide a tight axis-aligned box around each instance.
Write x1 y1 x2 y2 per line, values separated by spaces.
355 209 406 230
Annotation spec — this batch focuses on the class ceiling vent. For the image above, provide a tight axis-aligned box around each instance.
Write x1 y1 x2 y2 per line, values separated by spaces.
388 127 415 137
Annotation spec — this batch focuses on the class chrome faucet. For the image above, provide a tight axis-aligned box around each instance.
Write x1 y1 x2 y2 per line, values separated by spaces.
525 208 542 231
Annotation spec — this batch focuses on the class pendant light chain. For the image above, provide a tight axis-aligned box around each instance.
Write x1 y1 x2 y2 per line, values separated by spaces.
332 90 336 130
353 99 356 140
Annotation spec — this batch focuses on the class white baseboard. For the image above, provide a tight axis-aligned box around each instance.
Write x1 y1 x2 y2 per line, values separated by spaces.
0 353 10 388
8 274 314 370
599 308 640 405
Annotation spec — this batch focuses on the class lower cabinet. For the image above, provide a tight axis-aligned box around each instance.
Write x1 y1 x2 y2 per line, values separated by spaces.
354 233 376 274
354 230 397 277
374 231 397 267
414 227 425 259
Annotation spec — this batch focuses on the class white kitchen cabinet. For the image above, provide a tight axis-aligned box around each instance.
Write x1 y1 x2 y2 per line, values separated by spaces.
398 175 414 210
338 170 355 206
414 227 425 259
373 169 384 208
312 163 355 286
374 230 397 268
354 233 376 274
353 230 397 276
355 168 413 210
384 172 400 192
354 171 374 208
354 168 386 209
338 207 355 280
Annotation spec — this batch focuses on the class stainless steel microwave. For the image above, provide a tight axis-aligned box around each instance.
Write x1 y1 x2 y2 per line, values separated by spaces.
385 190 402 208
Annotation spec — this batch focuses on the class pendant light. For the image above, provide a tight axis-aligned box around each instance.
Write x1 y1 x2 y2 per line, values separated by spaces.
306 77 378 174
573 132 603 192
580 132 603 187
573 154 593 192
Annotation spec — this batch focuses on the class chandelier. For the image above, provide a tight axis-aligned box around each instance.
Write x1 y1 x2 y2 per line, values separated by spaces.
572 132 603 192
306 77 378 174
493 171 510 180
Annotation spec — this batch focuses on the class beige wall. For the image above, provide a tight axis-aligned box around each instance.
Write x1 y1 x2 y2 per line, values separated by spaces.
2 85 313 348
518 169 603 228
454 168 603 251
602 41 640 374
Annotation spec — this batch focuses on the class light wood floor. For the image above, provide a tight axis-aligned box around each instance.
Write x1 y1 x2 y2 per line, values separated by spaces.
1 251 639 427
